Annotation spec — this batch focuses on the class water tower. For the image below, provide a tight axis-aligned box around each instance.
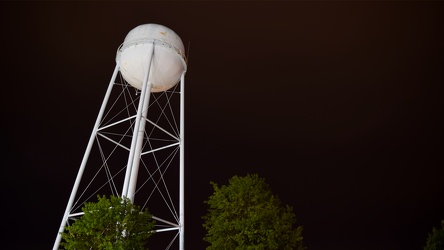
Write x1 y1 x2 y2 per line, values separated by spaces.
53 24 187 249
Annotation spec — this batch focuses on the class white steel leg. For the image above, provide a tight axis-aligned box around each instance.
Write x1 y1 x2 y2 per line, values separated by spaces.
52 62 120 250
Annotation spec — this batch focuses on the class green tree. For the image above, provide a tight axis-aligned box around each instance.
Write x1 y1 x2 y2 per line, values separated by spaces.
61 195 155 250
203 174 305 250
424 220 444 250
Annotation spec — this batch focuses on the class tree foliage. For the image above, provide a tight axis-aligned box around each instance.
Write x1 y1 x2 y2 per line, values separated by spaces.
203 174 305 250
424 220 444 250
61 195 155 250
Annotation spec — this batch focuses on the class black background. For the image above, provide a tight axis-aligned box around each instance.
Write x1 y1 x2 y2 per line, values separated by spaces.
1 1 443 249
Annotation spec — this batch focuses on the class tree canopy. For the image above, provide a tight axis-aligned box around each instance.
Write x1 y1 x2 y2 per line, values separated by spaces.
424 220 444 250
61 195 155 250
202 174 305 250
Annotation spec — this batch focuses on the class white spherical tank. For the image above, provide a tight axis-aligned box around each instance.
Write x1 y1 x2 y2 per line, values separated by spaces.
117 24 186 92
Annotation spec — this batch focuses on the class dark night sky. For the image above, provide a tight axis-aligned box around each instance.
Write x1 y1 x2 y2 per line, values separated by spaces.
1 1 443 249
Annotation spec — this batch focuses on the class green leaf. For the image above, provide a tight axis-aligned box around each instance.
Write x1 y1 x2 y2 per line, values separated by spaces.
60 195 155 250
203 174 306 250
